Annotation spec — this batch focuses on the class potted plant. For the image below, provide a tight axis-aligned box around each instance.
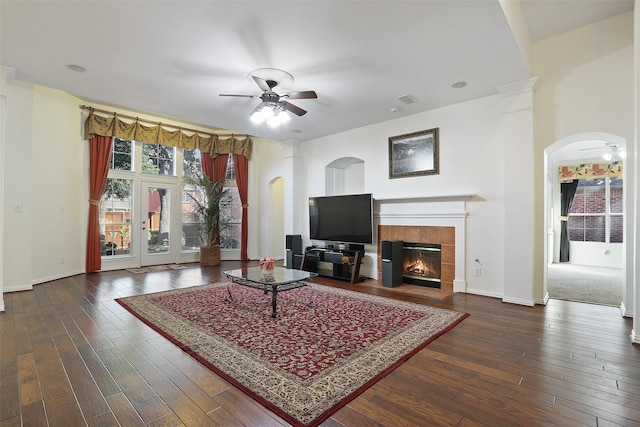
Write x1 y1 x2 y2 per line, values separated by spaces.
185 174 231 266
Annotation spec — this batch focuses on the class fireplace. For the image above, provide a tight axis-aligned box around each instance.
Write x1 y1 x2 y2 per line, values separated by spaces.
402 242 441 288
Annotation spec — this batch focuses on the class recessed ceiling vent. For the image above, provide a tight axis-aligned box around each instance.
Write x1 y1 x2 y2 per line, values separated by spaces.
397 94 419 105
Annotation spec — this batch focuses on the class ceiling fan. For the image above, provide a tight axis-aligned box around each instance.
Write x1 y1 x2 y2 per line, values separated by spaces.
577 142 625 160
220 68 318 127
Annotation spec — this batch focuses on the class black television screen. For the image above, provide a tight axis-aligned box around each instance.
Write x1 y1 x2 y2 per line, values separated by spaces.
309 193 373 244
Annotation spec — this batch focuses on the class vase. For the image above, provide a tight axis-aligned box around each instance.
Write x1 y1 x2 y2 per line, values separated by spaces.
261 269 274 279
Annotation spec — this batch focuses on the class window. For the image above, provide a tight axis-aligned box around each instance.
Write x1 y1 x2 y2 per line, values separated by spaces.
110 138 133 171
101 141 243 257
179 150 242 252
221 154 242 249
568 178 623 243
183 148 202 178
142 142 175 175
181 149 203 250
100 178 133 256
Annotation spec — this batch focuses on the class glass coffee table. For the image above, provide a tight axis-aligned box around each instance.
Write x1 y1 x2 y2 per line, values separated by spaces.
223 267 318 318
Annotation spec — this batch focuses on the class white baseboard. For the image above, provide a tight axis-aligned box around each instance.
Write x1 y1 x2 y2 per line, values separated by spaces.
619 302 633 318
534 292 550 306
502 296 535 307
465 288 503 299
453 279 466 293
631 329 639 344
32 270 83 286
3 283 33 293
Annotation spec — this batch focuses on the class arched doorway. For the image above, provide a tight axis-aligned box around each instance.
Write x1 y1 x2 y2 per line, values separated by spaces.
543 132 626 307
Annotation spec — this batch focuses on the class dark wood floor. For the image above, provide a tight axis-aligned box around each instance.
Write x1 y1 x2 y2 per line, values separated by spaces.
1 261 639 427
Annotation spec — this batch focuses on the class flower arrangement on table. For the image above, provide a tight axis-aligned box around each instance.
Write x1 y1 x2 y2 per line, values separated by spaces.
258 256 276 271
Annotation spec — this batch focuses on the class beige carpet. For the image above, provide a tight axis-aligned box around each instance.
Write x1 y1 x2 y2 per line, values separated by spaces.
547 263 622 306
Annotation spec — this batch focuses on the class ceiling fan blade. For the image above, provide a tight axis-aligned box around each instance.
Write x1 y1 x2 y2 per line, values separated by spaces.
577 146 602 151
219 94 257 98
281 101 307 116
283 90 318 100
252 76 273 93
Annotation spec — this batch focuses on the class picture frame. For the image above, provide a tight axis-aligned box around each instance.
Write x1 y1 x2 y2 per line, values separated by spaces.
388 127 439 179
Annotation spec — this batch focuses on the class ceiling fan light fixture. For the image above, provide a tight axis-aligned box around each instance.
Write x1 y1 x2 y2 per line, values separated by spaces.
277 110 291 124
250 106 266 124
261 104 275 119
267 115 281 128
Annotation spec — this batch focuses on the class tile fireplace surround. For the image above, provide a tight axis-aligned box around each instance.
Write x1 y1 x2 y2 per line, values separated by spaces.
374 195 471 293
377 225 455 292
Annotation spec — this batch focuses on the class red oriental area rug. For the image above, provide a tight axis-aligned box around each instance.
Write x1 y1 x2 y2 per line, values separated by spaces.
116 282 468 426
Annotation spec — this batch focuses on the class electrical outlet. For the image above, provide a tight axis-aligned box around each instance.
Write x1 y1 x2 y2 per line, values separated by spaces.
475 268 481 277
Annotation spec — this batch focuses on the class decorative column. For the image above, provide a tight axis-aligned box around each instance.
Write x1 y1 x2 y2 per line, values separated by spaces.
497 77 539 306
0 66 15 312
630 0 639 345
280 140 304 236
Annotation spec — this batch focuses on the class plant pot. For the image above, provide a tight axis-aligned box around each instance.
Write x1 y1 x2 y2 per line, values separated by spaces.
200 245 221 266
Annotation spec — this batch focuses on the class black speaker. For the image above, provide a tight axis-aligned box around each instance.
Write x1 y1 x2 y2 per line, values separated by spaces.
286 234 302 254
285 235 303 269
286 250 303 269
381 240 403 287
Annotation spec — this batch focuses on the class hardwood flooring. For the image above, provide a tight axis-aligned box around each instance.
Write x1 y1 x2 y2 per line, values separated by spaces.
1 261 638 426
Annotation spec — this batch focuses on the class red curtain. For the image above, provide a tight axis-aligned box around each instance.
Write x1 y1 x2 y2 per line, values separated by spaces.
200 152 228 182
214 154 228 182
201 152 215 181
86 135 114 272
234 154 249 260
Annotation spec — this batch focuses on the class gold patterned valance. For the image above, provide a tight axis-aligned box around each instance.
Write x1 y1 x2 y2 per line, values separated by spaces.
558 161 623 183
84 109 252 160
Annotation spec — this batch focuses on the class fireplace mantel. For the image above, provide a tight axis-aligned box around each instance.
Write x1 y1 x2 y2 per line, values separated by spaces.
375 194 474 204
373 196 471 293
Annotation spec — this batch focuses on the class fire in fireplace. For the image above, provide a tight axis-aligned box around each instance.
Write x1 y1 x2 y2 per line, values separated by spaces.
402 242 441 288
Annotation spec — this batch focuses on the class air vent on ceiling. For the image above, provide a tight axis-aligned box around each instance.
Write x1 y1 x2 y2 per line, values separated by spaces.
397 94 419 105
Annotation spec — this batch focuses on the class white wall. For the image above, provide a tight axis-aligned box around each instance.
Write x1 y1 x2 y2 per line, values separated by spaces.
298 95 507 296
3 83 85 290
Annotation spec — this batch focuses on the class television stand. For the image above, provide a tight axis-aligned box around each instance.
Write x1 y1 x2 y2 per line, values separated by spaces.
300 246 364 284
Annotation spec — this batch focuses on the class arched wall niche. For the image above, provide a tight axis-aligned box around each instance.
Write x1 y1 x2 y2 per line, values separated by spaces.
325 157 365 196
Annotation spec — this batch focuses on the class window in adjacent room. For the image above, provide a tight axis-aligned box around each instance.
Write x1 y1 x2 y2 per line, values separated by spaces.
568 178 623 243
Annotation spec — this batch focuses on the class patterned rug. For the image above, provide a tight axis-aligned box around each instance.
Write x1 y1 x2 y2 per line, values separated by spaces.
125 264 186 274
116 282 468 426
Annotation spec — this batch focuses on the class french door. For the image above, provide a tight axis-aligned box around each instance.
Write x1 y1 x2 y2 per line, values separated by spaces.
140 181 178 266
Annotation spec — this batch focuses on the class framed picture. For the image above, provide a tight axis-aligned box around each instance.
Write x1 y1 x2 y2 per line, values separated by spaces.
388 127 439 179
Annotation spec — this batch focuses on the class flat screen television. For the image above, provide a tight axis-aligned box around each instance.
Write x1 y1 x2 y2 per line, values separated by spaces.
309 193 373 244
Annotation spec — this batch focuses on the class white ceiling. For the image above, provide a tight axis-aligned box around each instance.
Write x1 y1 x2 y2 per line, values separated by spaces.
0 0 634 143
